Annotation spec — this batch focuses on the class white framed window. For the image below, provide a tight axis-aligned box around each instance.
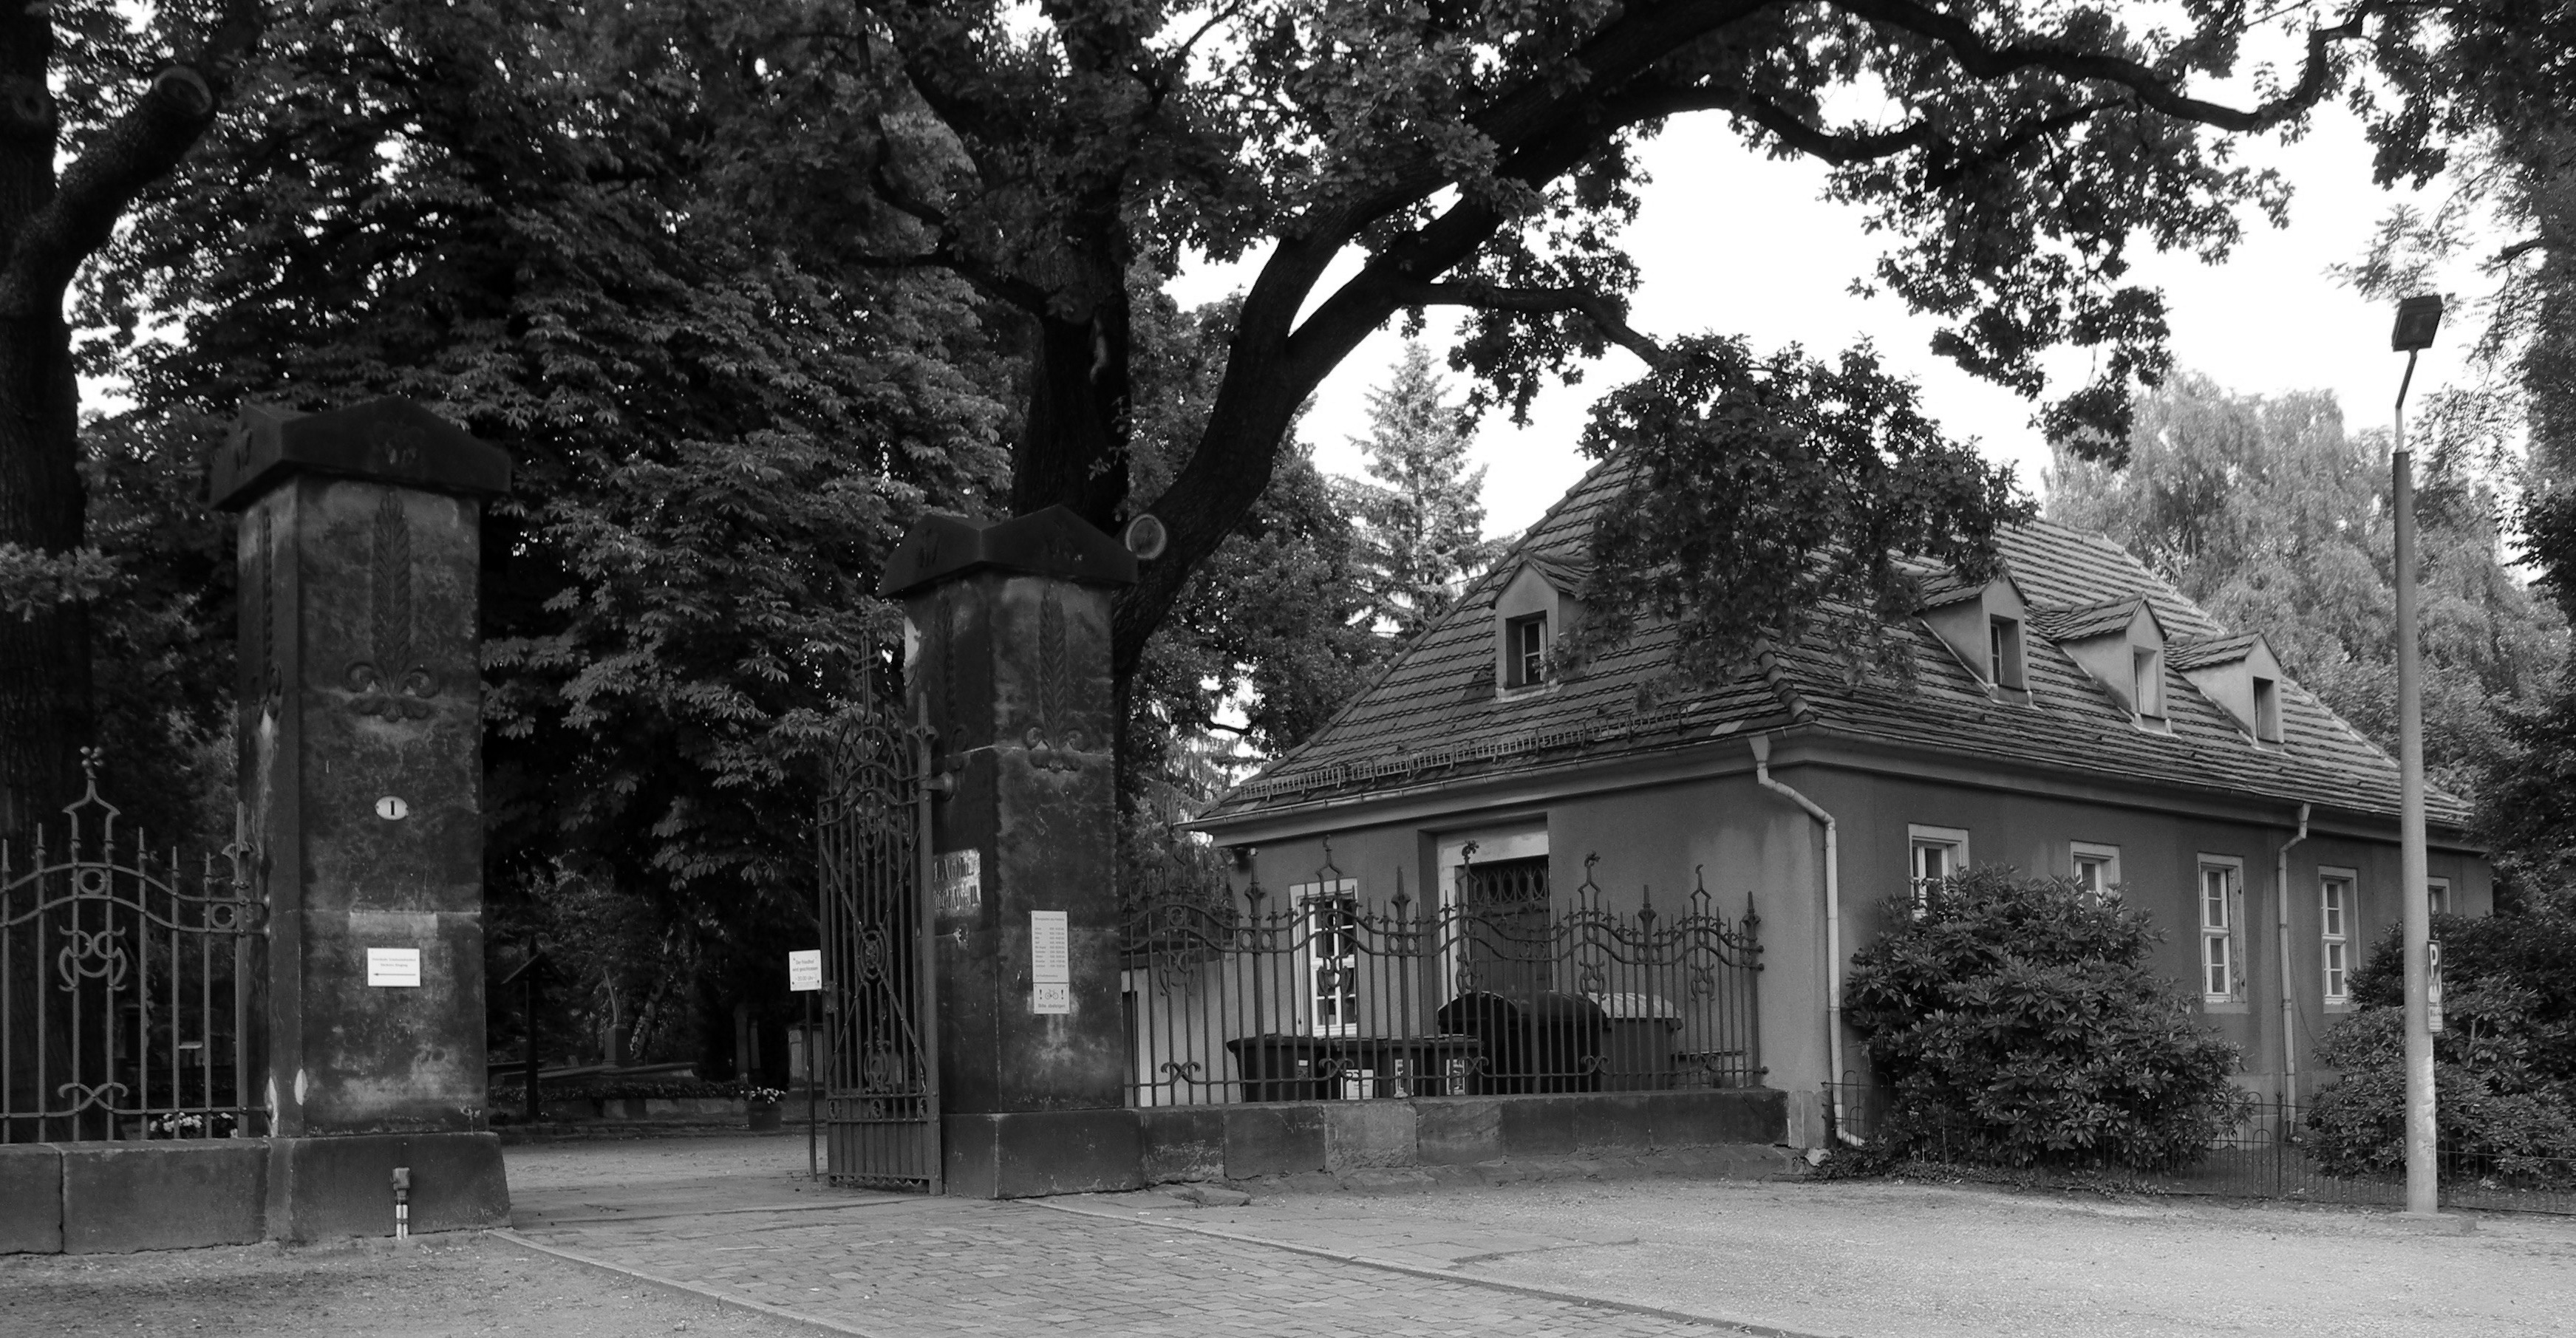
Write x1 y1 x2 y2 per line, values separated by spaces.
2427 876 2451 918
2133 646 2167 718
2071 842 2122 901
2198 856 2243 1001
1989 616 2026 690
1908 825 1969 913
1289 878 1362 1037
1505 613 1548 689
2252 675 2283 743
2319 867 2356 1004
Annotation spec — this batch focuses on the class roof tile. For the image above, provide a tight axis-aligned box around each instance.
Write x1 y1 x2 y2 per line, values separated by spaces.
1207 456 2465 829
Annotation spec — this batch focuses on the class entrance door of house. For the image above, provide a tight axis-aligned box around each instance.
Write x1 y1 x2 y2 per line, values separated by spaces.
1458 854 1553 1000
816 697 940 1192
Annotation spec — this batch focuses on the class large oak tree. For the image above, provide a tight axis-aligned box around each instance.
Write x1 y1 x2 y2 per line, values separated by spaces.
819 1 2419 692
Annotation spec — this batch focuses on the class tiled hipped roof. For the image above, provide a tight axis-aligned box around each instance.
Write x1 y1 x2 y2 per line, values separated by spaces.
1206 456 2470 830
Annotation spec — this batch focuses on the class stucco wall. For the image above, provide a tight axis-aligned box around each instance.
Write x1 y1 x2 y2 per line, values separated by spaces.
1776 757 2490 1102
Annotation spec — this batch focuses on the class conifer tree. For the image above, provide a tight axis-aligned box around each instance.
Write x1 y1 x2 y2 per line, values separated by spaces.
1344 343 1500 638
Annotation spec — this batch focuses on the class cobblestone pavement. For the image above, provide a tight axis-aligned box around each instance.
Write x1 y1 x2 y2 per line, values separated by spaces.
505 1137 1731 1337
516 1195 1723 1337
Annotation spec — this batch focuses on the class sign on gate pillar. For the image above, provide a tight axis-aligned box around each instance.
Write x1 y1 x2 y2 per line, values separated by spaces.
883 508 1139 1197
210 399 512 1238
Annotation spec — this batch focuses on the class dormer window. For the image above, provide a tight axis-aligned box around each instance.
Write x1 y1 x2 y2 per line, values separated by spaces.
1506 613 1548 689
2132 646 2165 718
2252 676 2281 743
1920 571 2029 699
1493 559 1581 697
1989 616 2025 691
2171 633 2287 744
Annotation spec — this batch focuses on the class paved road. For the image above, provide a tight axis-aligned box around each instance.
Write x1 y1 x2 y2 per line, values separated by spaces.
504 1135 2576 1338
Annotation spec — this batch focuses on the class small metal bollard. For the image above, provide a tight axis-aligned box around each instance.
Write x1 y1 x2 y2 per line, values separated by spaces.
391 1166 411 1240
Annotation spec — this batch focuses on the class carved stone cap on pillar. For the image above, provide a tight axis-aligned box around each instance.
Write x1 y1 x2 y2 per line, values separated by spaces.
882 505 1138 598
206 398 512 512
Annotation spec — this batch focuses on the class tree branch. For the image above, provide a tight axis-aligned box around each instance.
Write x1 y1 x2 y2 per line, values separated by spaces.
1605 83 1936 164
2496 236 2547 267
1835 0 2365 133
1382 278 1668 366
861 133 1053 312
0 1 265 319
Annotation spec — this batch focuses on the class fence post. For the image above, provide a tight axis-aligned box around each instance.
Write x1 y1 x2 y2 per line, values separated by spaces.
210 400 512 1238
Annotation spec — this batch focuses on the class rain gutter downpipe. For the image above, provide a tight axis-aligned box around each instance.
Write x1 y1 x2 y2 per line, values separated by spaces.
2277 803 2311 1126
1751 732 1860 1145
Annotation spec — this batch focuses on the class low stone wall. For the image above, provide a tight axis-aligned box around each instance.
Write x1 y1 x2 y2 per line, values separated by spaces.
0 1132 508 1255
944 1087 1786 1198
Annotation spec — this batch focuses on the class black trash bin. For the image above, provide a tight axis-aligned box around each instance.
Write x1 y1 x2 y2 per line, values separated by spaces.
1434 991 1608 1093
1224 1034 1338 1101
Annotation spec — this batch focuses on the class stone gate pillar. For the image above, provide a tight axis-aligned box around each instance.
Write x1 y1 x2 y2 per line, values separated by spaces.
882 508 1139 1198
210 399 511 1238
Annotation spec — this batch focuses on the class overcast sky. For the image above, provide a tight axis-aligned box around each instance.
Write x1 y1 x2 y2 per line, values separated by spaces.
1171 98 2490 541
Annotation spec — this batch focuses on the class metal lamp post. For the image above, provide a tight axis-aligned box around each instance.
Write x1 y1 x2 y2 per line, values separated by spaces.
2390 292 2443 1216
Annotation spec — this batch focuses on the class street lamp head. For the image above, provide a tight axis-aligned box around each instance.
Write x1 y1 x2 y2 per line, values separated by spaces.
2392 294 2444 352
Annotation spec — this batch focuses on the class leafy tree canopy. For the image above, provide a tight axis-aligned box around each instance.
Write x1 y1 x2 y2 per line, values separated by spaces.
1123 292 1387 826
815 0 2473 689
82 0 1013 956
1574 335 2028 684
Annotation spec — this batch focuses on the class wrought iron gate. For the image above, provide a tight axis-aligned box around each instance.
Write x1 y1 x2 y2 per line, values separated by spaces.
3 752 267 1143
815 698 941 1191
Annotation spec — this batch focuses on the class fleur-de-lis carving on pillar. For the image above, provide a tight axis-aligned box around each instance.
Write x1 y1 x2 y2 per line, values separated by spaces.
346 491 439 719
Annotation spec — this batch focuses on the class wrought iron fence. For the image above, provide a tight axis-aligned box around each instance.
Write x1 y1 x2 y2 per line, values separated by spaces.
1822 1083 2576 1217
1121 844 1762 1106
3 754 266 1143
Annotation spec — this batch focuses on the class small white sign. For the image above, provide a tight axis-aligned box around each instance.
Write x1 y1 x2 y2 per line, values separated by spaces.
1029 911 1069 983
788 949 822 992
1030 910 1069 1014
375 796 408 820
367 948 421 988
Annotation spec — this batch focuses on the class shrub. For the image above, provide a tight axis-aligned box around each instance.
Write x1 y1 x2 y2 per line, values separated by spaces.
1844 867 2252 1171
2306 912 2576 1184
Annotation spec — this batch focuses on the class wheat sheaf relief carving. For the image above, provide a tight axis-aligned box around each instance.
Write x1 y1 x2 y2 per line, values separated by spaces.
344 491 437 720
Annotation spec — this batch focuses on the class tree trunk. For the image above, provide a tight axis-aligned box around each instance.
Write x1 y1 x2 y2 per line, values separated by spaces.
0 14 87 837
1010 303 1133 531
0 296 90 839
